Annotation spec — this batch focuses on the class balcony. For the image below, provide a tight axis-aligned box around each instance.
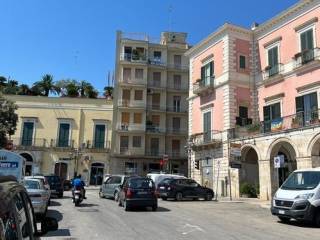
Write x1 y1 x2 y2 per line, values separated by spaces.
117 123 145 132
262 64 284 84
166 106 187 113
193 76 215 95
166 128 188 135
83 140 111 152
118 99 145 108
119 78 146 86
147 81 166 89
11 138 49 150
190 130 222 150
230 109 320 139
147 103 166 112
120 53 147 64
146 125 166 134
293 48 320 74
148 58 166 67
119 147 144 156
166 84 188 92
167 63 189 71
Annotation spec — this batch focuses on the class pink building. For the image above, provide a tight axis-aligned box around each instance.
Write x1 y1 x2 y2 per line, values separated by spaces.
187 0 320 200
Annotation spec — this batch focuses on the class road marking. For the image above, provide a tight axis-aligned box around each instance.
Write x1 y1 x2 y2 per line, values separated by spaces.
178 223 205 235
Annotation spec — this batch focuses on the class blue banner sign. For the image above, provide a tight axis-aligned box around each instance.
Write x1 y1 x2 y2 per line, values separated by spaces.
0 150 25 181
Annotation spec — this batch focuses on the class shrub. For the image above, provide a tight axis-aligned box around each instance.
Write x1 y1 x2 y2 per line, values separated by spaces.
240 182 257 198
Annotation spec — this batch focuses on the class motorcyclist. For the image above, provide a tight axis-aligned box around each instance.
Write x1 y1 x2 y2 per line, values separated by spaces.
72 174 86 200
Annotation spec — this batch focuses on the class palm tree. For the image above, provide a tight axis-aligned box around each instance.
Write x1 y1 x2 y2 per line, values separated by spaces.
79 80 92 97
65 80 80 97
18 84 31 95
85 85 98 98
103 86 113 99
3 80 19 94
33 74 60 96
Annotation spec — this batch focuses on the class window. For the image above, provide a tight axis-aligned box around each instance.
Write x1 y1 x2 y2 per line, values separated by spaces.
172 140 180 157
152 93 161 110
122 89 130 101
153 72 161 87
135 68 143 80
300 29 314 64
124 46 132 60
109 176 122 184
58 123 70 147
172 117 181 131
121 112 130 124
133 113 142 124
203 111 212 142
267 46 279 76
263 102 281 132
94 124 106 148
132 136 142 148
134 90 143 101
296 92 318 125
239 55 246 69
236 106 251 126
120 136 129 153
21 121 34 146
174 55 182 66
239 106 248 119
151 115 160 126
154 51 161 59
125 162 137 174
201 61 214 86
123 68 131 82
150 138 159 156
173 75 181 89
173 96 181 112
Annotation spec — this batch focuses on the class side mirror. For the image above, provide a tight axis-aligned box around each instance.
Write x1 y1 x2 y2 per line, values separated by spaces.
40 217 58 235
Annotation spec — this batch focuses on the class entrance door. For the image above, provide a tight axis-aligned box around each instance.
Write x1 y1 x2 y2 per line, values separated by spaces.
20 153 33 176
54 162 68 180
277 152 291 187
90 163 104 185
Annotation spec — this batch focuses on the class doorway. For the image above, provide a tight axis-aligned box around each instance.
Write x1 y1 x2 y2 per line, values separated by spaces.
90 163 105 185
54 162 68 180
20 153 33 176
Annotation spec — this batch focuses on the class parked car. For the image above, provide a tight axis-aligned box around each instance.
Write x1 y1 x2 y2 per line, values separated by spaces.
147 173 186 188
157 178 214 201
45 175 64 198
118 177 157 211
23 178 50 219
24 176 51 202
99 175 131 201
104 174 112 182
271 168 320 227
0 176 58 239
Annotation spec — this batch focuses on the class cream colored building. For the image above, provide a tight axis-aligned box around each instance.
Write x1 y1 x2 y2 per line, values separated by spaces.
111 31 190 176
6 95 113 185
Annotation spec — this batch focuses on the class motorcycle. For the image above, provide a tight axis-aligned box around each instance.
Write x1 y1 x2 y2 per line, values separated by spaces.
73 187 84 206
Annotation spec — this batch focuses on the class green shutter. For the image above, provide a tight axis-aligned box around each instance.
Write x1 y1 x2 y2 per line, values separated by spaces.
94 125 105 148
300 31 308 51
306 29 314 50
263 106 271 121
201 66 205 82
240 56 246 69
310 92 318 110
295 96 304 113
209 61 214 76
272 103 281 119
21 122 34 146
58 123 70 147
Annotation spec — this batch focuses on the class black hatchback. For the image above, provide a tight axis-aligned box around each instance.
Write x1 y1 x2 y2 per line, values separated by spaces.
157 178 214 201
45 175 64 198
118 177 158 211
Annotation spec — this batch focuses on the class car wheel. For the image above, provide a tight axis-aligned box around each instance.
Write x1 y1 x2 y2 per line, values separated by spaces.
278 216 290 223
99 190 104 198
161 197 167 201
205 193 213 201
314 211 320 227
124 200 130 211
114 191 119 202
175 192 183 201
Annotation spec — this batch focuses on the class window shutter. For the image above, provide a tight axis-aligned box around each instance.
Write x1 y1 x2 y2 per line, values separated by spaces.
201 66 205 81
295 96 304 113
263 106 271 121
209 61 214 76
272 103 281 119
310 92 318 110
300 32 307 51
307 29 314 50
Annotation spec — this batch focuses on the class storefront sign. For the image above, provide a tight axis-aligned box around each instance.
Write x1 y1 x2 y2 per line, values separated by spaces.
274 155 284 168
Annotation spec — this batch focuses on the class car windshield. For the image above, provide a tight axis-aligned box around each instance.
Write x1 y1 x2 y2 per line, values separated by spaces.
24 180 40 189
281 171 320 190
129 178 154 189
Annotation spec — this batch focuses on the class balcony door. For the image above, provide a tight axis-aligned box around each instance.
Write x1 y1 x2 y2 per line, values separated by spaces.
120 136 129 153
201 61 213 86
296 92 318 125
203 111 211 142
174 55 181 67
173 96 181 112
152 93 161 110
94 124 106 149
172 140 180 157
268 46 279 76
21 122 34 146
172 117 181 132
300 29 314 64
150 138 159 156
263 103 281 132
58 123 70 147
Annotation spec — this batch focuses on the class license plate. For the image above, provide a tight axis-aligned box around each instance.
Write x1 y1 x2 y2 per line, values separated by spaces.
137 191 147 195
278 210 285 215
159 186 165 189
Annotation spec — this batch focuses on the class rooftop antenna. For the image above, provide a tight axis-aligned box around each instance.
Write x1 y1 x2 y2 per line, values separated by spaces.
168 5 173 31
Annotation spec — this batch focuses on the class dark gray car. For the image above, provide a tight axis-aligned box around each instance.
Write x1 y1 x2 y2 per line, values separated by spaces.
99 175 130 201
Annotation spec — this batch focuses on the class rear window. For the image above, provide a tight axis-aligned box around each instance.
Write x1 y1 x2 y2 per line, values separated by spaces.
161 178 175 185
24 180 40 189
47 176 60 183
129 178 154 189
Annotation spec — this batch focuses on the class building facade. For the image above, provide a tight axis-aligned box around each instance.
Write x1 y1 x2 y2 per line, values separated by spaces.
187 0 320 200
6 95 113 185
111 31 190 176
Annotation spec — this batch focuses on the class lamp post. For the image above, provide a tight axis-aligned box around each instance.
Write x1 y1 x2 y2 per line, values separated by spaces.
70 148 83 178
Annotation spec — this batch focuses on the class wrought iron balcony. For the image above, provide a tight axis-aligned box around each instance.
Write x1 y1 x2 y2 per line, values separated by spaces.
83 140 111 151
262 63 284 81
120 53 147 63
190 130 222 148
294 48 320 68
167 63 189 71
193 76 215 95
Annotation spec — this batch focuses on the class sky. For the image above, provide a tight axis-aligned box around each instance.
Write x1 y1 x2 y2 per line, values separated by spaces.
0 0 298 94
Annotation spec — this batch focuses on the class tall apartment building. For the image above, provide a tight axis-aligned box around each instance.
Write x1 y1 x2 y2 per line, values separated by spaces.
6 95 113 185
111 31 190 176
187 0 320 200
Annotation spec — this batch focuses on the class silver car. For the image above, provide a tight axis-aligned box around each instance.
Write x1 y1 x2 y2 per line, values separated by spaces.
23 179 49 218
99 175 130 201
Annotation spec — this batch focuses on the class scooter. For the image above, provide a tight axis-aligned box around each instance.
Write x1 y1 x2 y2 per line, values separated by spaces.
73 187 84 206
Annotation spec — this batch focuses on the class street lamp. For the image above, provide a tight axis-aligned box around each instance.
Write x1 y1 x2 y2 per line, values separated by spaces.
69 148 83 178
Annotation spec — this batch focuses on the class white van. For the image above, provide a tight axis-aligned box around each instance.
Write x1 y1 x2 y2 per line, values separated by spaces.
147 173 186 188
271 168 320 227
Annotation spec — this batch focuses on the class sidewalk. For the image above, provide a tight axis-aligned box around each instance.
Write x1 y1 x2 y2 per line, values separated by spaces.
218 197 271 209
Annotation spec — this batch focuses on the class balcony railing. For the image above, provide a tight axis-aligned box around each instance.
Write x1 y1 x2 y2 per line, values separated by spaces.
262 63 284 80
231 109 320 139
166 106 187 113
148 81 166 88
118 99 145 108
51 139 75 148
83 140 111 150
193 76 215 95
119 78 146 86
166 128 188 135
146 125 166 133
191 130 222 146
167 63 189 71
147 104 166 111
166 84 188 91
294 48 320 68
117 123 145 132
148 58 166 67
10 138 48 149
120 53 147 63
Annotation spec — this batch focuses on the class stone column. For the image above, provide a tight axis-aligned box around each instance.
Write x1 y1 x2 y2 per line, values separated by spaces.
296 156 312 169
258 159 272 200
311 156 320 167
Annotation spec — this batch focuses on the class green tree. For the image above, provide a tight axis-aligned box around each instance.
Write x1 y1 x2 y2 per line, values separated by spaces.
33 74 60 96
3 80 19 95
18 84 31 95
0 76 7 87
104 86 113 99
0 93 18 148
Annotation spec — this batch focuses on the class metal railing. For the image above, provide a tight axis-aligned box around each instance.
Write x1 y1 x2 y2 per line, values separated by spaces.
146 125 166 133
11 138 49 148
147 104 166 111
295 48 320 68
231 109 320 139
83 140 111 150
119 78 146 85
148 81 166 88
117 123 145 131
191 130 223 145
148 58 166 66
166 84 188 91
118 99 145 108
166 128 188 134
167 63 189 71
193 76 215 94
166 105 187 113
120 53 147 63
262 63 284 80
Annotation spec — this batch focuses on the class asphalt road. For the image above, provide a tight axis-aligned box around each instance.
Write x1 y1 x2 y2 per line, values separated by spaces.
41 189 320 240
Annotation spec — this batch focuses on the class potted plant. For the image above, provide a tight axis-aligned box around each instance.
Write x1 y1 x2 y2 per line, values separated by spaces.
246 123 260 134
264 65 271 71
240 182 257 198
291 117 300 128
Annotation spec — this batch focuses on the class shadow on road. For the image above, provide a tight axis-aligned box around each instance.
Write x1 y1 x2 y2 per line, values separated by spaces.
78 203 99 207
47 209 63 222
43 228 71 238
278 220 318 229
126 206 171 212
49 200 61 207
